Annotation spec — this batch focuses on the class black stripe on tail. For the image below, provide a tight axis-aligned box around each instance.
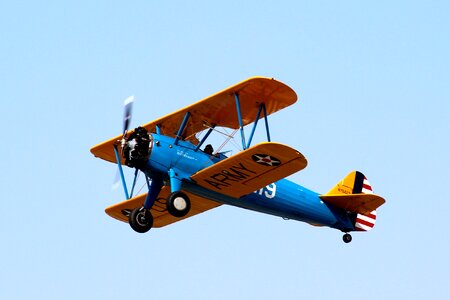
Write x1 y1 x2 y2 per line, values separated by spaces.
352 171 365 194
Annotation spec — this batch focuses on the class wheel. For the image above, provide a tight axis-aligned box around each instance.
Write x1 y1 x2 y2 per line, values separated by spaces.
129 207 153 233
167 191 191 218
343 233 352 243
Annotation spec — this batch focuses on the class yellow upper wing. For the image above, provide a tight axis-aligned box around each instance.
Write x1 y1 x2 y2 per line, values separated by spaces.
91 77 297 164
105 186 221 228
190 142 307 198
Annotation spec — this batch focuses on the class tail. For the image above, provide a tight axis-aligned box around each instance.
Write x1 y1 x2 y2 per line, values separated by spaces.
326 170 372 195
320 171 385 232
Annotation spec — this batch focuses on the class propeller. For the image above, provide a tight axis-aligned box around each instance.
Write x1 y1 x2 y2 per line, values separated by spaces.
122 95 134 138
112 170 121 190
113 95 135 190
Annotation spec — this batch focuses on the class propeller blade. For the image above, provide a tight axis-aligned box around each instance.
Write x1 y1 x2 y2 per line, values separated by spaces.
123 95 134 136
113 96 134 191
112 168 121 190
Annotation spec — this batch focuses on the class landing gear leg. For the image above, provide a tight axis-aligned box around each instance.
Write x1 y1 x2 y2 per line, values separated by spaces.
128 175 163 233
143 175 164 210
343 233 352 243
166 169 191 218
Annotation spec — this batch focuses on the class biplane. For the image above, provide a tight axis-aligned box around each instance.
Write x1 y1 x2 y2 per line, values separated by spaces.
90 77 385 243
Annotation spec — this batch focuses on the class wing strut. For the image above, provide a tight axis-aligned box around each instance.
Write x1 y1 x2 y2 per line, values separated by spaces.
113 144 130 199
234 93 247 150
234 98 272 149
262 103 271 142
195 124 216 151
174 111 191 145
129 168 139 198
246 104 263 148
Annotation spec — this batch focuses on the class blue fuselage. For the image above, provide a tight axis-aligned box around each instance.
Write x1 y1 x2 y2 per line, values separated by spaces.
183 179 354 232
143 134 355 232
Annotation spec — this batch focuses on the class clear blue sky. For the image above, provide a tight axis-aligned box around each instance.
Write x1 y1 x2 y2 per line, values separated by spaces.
1 1 449 299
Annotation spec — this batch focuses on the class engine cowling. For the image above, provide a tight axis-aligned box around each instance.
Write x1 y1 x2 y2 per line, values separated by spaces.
122 126 153 168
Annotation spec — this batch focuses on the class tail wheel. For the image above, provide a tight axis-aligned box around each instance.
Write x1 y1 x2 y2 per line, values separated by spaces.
129 207 153 233
343 233 352 243
167 191 191 218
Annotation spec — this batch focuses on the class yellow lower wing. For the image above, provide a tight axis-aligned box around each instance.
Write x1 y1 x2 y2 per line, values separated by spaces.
191 142 307 198
105 186 221 228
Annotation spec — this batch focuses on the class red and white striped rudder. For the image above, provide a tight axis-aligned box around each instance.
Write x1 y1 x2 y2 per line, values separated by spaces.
355 176 377 231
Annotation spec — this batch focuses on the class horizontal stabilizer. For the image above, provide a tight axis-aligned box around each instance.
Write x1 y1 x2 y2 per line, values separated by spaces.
105 186 221 228
191 142 307 198
319 194 385 215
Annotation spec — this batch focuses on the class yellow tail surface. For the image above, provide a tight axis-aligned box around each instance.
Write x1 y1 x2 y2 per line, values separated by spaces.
320 171 386 231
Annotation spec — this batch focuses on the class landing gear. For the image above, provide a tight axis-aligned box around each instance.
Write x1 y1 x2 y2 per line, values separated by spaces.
342 233 352 243
129 207 153 233
167 191 191 217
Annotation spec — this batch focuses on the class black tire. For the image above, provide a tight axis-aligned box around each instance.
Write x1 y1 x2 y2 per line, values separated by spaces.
167 191 191 218
343 233 352 243
129 207 153 233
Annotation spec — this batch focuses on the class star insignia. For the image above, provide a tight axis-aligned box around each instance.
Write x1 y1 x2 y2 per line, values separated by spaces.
251 154 281 166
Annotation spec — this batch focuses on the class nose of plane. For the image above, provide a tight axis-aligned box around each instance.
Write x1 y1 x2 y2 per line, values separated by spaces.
122 126 152 168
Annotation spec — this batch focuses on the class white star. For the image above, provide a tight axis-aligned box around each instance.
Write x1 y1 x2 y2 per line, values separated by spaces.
253 154 279 166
